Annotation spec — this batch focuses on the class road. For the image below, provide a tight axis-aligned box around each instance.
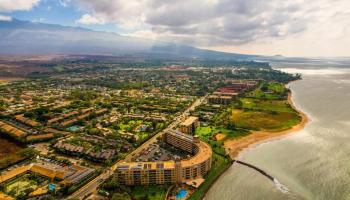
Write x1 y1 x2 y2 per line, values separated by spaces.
124 94 207 162
68 95 207 199
68 168 113 199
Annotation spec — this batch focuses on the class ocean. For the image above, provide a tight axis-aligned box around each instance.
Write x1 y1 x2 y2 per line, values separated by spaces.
205 65 350 200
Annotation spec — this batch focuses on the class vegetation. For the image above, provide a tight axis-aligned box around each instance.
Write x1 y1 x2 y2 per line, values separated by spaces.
189 81 301 199
131 185 169 200
231 109 301 131
1 173 47 199
0 147 37 170
230 82 301 132
227 68 300 83
246 82 289 100
0 57 302 200
101 176 169 200
195 126 249 156
62 169 101 195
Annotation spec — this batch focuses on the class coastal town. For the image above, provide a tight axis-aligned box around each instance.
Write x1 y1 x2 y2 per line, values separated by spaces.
0 57 303 200
1 1 349 199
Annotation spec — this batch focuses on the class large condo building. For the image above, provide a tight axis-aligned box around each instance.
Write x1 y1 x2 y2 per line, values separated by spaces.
179 116 200 135
115 130 212 186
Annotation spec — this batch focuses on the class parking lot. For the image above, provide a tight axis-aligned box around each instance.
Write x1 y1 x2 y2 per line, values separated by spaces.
132 140 192 162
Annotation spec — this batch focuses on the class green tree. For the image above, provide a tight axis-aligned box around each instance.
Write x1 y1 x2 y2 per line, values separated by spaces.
111 192 131 200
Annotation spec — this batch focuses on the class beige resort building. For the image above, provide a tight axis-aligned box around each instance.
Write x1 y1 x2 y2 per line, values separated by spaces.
115 130 212 186
179 116 200 135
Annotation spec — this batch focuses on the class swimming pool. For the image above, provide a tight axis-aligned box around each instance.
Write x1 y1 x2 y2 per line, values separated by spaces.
176 189 188 199
67 125 80 132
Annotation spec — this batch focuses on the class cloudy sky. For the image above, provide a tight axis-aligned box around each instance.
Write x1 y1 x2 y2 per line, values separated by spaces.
0 0 349 57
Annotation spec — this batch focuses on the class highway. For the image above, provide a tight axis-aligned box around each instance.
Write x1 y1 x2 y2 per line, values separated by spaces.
68 95 207 199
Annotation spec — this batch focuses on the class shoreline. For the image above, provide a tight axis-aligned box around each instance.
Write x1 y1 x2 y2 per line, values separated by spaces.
224 90 310 159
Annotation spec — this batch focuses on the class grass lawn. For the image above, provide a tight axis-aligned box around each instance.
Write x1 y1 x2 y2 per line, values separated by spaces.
231 109 301 132
119 120 144 132
247 82 287 100
240 98 295 113
131 185 169 200
6 180 35 193
196 126 249 141
231 82 301 132
267 82 286 93
67 137 93 149
188 153 231 200
3 175 41 197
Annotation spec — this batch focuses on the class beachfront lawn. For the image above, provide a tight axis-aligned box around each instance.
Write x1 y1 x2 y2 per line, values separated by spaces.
188 153 231 200
231 109 301 132
247 82 288 100
240 98 295 113
195 126 250 156
196 126 249 141
268 82 287 92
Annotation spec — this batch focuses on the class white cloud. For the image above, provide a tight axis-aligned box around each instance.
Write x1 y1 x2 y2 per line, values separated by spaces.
73 0 311 44
0 14 12 21
76 0 145 28
70 0 350 56
0 0 40 12
76 14 105 25
59 0 71 7
32 17 45 23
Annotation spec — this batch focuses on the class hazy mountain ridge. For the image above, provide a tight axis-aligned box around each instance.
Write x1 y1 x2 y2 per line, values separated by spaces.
0 19 254 60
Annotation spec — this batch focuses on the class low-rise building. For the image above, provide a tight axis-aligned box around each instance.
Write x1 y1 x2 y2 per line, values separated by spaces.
14 114 42 127
0 120 28 138
0 161 94 186
208 95 233 105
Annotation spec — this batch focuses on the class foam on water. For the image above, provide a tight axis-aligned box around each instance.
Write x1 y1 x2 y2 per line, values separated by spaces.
273 178 290 194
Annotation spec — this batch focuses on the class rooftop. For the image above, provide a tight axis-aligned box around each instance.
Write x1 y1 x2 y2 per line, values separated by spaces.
167 129 194 142
181 116 199 127
117 161 175 171
180 139 212 168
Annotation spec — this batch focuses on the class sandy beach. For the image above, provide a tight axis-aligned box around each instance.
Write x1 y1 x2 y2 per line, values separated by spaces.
224 92 309 159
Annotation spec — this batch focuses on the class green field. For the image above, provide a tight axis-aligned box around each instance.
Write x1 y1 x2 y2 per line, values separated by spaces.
247 82 288 100
195 126 249 140
231 109 301 132
131 185 169 200
231 82 301 132
240 98 295 113
2 174 45 198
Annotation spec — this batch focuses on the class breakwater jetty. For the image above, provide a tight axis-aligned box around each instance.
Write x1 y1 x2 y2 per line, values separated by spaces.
233 159 290 194
233 160 274 181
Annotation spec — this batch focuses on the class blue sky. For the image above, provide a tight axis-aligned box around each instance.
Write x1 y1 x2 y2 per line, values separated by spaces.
1 0 122 33
1 0 350 57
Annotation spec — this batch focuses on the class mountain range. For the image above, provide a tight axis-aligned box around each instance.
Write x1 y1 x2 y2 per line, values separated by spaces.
0 19 254 60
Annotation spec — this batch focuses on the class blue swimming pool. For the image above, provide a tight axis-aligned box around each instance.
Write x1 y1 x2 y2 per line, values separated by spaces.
67 125 80 132
176 189 188 199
